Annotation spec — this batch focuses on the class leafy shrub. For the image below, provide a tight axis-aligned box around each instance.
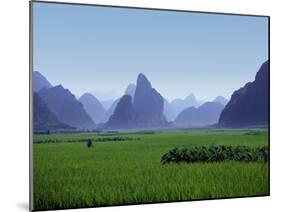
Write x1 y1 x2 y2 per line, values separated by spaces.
244 131 267 136
161 145 268 164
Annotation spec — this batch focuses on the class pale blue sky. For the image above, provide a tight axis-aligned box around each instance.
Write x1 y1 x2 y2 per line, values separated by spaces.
33 2 268 101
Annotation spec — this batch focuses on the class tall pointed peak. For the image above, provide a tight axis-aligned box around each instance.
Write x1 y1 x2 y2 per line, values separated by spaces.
137 73 151 88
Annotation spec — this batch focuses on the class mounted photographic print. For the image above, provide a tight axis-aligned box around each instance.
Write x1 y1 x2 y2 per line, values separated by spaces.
30 1 269 211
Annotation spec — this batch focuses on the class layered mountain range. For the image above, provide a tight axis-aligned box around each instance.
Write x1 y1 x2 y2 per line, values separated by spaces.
106 73 167 129
39 85 95 129
79 93 106 123
33 72 95 130
33 60 268 130
33 92 72 130
175 102 224 127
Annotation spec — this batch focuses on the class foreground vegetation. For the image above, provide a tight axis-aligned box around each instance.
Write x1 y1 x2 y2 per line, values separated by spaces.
161 145 268 164
33 129 269 210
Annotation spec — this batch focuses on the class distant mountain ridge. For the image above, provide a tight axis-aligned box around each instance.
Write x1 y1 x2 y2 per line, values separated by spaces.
175 101 224 127
101 98 120 123
170 94 203 118
219 60 269 127
213 96 228 105
163 99 176 122
33 64 268 131
33 71 52 92
33 92 71 130
39 85 95 129
79 93 106 124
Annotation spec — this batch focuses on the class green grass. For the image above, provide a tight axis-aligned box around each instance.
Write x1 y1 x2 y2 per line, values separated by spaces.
33 130 269 210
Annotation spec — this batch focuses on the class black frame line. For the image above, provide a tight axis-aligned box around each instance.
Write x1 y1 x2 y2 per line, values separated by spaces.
29 0 270 211
29 1 34 211
31 0 269 18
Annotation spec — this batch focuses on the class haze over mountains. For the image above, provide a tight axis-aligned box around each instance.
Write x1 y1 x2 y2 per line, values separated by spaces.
39 85 95 129
101 98 120 123
170 94 202 117
124 84 136 99
79 93 106 123
175 102 224 127
33 60 268 131
213 96 228 105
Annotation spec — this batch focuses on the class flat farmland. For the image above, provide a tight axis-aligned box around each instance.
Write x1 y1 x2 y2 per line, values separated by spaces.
33 130 269 210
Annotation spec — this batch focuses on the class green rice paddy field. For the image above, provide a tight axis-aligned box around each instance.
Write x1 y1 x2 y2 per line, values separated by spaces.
33 130 269 210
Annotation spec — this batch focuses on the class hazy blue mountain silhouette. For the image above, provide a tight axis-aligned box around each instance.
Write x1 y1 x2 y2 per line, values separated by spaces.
101 98 120 123
100 84 136 123
124 84 136 99
163 99 176 122
175 102 224 127
101 99 115 110
170 94 202 117
105 95 136 129
33 71 52 92
39 85 95 129
133 73 166 127
213 96 228 105
33 92 71 130
79 93 106 124
219 60 269 127
101 83 136 124
101 83 136 123
104 73 167 129
91 90 118 102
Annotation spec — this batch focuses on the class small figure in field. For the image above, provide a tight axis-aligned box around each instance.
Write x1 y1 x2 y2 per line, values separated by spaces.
87 138 93 148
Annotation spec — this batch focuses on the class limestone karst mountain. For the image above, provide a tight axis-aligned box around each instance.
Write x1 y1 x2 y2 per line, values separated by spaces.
133 73 166 128
105 95 136 129
170 94 202 117
33 92 71 130
175 102 224 127
39 85 95 129
79 93 106 124
33 71 52 92
219 60 269 127
100 98 120 123
105 73 167 129
101 84 136 123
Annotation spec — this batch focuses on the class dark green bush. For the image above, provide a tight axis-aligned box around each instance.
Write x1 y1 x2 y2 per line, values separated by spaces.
161 145 268 164
244 131 267 136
